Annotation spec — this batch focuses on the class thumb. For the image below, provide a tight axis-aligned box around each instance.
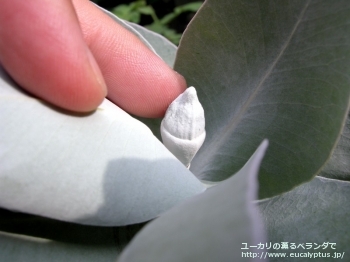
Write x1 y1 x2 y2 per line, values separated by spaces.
0 0 107 112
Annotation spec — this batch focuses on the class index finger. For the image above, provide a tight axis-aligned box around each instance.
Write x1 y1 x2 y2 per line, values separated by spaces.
72 0 187 118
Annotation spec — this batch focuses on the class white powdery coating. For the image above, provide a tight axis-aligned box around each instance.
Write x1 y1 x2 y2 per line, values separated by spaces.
161 87 206 167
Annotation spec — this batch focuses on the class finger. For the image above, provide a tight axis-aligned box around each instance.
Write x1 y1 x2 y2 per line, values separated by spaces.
72 0 187 118
0 0 107 112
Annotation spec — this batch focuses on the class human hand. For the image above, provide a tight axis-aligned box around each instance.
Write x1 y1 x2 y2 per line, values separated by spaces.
0 0 186 117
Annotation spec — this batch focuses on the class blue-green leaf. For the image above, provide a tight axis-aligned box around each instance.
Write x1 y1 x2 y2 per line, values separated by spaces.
259 176 350 261
0 64 204 226
127 22 177 68
0 208 144 262
97 5 177 68
174 0 350 199
119 140 268 262
319 111 350 180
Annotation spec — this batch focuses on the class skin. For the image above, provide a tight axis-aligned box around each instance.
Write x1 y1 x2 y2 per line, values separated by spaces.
0 0 187 117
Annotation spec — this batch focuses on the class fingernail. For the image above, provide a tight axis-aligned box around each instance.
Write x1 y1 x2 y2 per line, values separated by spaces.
86 49 107 96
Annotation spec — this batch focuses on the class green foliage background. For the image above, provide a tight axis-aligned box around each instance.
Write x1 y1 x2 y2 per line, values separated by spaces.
92 0 202 45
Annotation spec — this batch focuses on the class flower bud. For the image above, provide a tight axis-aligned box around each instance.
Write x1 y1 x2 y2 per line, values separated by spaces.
161 86 206 167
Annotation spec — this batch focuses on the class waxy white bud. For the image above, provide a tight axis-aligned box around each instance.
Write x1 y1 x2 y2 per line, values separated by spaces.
161 86 206 168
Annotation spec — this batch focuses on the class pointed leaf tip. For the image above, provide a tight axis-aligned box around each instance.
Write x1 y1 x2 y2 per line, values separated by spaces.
118 140 268 262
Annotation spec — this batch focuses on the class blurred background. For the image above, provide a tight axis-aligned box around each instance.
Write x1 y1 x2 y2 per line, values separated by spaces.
90 0 203 45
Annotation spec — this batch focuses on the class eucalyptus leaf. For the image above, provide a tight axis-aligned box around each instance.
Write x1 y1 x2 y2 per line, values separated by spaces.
97 5 177 68
174 2 203 14
0 232 117 262
258 176 350 261
127 22 177 67
0 209 144 262
174 0 350 199
319 111 350 181
95 5 157 54
0 64 205 226
119 140 268 262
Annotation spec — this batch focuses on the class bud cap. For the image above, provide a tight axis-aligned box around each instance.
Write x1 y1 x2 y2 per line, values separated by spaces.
161 86 206 167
